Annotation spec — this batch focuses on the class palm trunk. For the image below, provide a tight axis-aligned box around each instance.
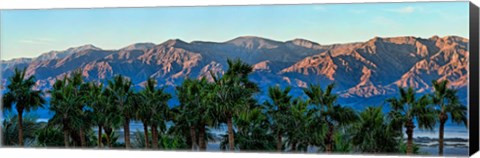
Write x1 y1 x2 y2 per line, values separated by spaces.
79 128 86 147
103 127 112 148
63 128 70 148
405 120 415 155
190 126 198 150
185 128 192 149
2 124 7 145
63 130 70 148
438 121 445 155
151 124 159 149
438 113 447 156
71 130 81 147
17 109 24 146
291 141 297 152
63 119 70 148
106 135 111 148
276 130 282 152
227 115 235 151
199 124 206 151
325 123 334 153
98 125 103 148
124 117 131 149
143 122 149 149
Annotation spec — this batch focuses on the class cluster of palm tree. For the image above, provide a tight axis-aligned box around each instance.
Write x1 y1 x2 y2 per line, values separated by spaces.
1 58 467 156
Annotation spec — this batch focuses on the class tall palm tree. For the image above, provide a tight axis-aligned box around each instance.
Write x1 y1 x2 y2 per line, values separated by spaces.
430 80 467 155
387 86 436 155
181 77 216 151
176 78 203 151
47 70 93 148
285 98 312 152
264 85 293 152
3 68 46 146
100 87 123 148
169 105 196 150
140 77 172 149
132 91 151 149
197 79 217 151
67 70 89 147
48 77 83 147
303 83 358 153
210 58 258 151
85 82 108 148
106 75 135 149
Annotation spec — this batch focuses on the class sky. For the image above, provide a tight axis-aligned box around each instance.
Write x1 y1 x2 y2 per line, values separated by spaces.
0 1 470 60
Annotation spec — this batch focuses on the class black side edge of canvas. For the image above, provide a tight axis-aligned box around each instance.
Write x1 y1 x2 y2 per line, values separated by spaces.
469 1 480 156
0 10 3 149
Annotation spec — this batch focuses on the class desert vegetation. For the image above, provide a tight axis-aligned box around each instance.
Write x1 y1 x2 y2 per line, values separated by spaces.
1 58 467 156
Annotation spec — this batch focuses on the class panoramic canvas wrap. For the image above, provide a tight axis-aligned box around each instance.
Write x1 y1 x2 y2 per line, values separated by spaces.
0 1 479 157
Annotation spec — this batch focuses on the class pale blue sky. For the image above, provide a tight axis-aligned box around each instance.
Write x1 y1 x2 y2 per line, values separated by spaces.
0 1 469 60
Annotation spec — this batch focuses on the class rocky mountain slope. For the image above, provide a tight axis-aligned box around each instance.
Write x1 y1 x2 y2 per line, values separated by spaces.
1 35 469 108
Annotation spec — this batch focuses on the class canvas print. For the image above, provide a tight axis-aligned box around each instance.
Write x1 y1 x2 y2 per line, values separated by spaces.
0 1 474 157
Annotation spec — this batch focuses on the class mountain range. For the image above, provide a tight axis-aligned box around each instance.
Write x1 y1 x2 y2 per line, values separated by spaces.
1 35 469 108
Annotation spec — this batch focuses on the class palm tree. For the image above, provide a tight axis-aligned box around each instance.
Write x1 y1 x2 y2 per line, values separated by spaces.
100 87 123 148
106 75 135 149
49 70 91 147
48 77 82 147
140 77 172 149
85 82 108 148
210 58 258 151
220 107 275 151
68 70 90 147
303 83 358 153
387 86 436 155
196 79 217 151
177 77 218 151
3 68 46 146
132 91 151 149
264 85 293 152
285 98 312 152
48 70 91 148
352 106 401 153
176 78 203 151
430 80 467 155
169 105 196 150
